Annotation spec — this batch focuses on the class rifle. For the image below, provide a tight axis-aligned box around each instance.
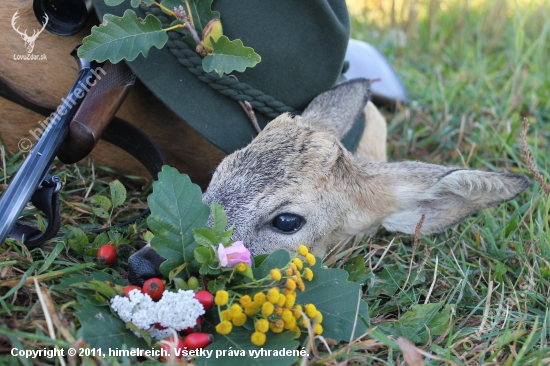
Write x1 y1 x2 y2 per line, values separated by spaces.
0 45 150 247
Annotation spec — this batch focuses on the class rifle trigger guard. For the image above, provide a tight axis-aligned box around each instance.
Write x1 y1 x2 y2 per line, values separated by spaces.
10 175 63 249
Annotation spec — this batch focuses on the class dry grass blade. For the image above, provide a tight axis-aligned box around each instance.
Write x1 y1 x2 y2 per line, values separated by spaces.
300 310 322 366
372 237 395 270
349 287 362 343
1 145 6 186
424 255 438 304
41 285 76 344
396 337 424 366
520 118 550 196
34 278 67 366
477 279 493 336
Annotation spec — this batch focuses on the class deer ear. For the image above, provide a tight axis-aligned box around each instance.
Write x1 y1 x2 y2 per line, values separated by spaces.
369 162 531 234
301 79 370 139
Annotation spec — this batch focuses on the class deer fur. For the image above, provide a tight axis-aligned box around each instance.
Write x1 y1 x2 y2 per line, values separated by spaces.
203 79 530 257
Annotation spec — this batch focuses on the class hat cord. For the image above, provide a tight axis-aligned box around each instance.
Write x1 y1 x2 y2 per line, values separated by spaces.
144 5 299 120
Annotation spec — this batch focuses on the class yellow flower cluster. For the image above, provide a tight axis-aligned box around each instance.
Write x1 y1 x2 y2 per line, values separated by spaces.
214 244 323 347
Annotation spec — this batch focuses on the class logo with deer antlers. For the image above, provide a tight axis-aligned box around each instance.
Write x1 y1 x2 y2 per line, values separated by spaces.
12 11 48 54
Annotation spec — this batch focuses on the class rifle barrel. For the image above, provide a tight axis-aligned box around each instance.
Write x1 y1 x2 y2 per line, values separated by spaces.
0 55 98 245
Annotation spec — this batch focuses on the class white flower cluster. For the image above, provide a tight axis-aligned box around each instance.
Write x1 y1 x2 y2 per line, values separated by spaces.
156 290 205 330
110 289 205 340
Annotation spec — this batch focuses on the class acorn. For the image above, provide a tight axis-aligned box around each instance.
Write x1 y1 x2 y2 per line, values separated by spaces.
202 19 223 52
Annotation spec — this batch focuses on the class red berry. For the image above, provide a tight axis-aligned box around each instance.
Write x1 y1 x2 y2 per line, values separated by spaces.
194 290 214 311
184 332 213 350
160 337 185 362
121 285 140 297
183 316 203 334
142 278 165 301
97 244 117 265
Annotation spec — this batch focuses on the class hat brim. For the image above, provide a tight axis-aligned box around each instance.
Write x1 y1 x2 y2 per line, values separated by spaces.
93 1 350 153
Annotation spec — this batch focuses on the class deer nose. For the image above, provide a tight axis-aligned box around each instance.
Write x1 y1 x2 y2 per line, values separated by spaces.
127 245 165 286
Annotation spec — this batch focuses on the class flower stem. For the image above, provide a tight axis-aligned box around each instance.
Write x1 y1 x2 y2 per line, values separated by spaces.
163 24 185 32
154 1 177 17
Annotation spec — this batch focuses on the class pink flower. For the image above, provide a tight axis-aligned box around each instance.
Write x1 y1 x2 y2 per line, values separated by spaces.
218 241 252 267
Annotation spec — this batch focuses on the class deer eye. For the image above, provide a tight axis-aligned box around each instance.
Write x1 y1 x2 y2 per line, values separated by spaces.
272 214 304 233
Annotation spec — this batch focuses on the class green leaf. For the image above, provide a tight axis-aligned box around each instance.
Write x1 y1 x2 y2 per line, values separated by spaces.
495 262 508 277
147 166 210 277
296 260 370 342
174 278 189 290
125 322 152 347
207 278 228 293
93 232 110 248
91 195 112 219
143 230 154 243
253 250 290 279
105 0 125 5
193 204 233 246
495 329 519 349
541 266 550 278
193 227 217 246
343 256 368 283
368 264 404 297
84 248 99 257
253 254 269 268
54 270 126 292
108 230 122 245
109 180 127 208
67 226 89 253
238 263 254 279
217 225 234 245
211 202 228 236
368 264 424 297
202 36 261 77
70 280 117 299
377 302 453 345
196 327 299 366
78 10 169 63
75 298 149 350
194 246 213 264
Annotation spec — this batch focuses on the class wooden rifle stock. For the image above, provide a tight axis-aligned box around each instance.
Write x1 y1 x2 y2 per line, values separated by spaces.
57 61 136 164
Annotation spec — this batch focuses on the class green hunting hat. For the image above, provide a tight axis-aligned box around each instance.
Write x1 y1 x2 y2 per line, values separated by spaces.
93 0 357 154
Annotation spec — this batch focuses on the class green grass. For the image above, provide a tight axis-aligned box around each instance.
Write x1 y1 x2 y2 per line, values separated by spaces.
341 0 550 364
1 0 549 364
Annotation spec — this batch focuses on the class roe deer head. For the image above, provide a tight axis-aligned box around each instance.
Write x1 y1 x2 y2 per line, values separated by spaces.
203 79 530 257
